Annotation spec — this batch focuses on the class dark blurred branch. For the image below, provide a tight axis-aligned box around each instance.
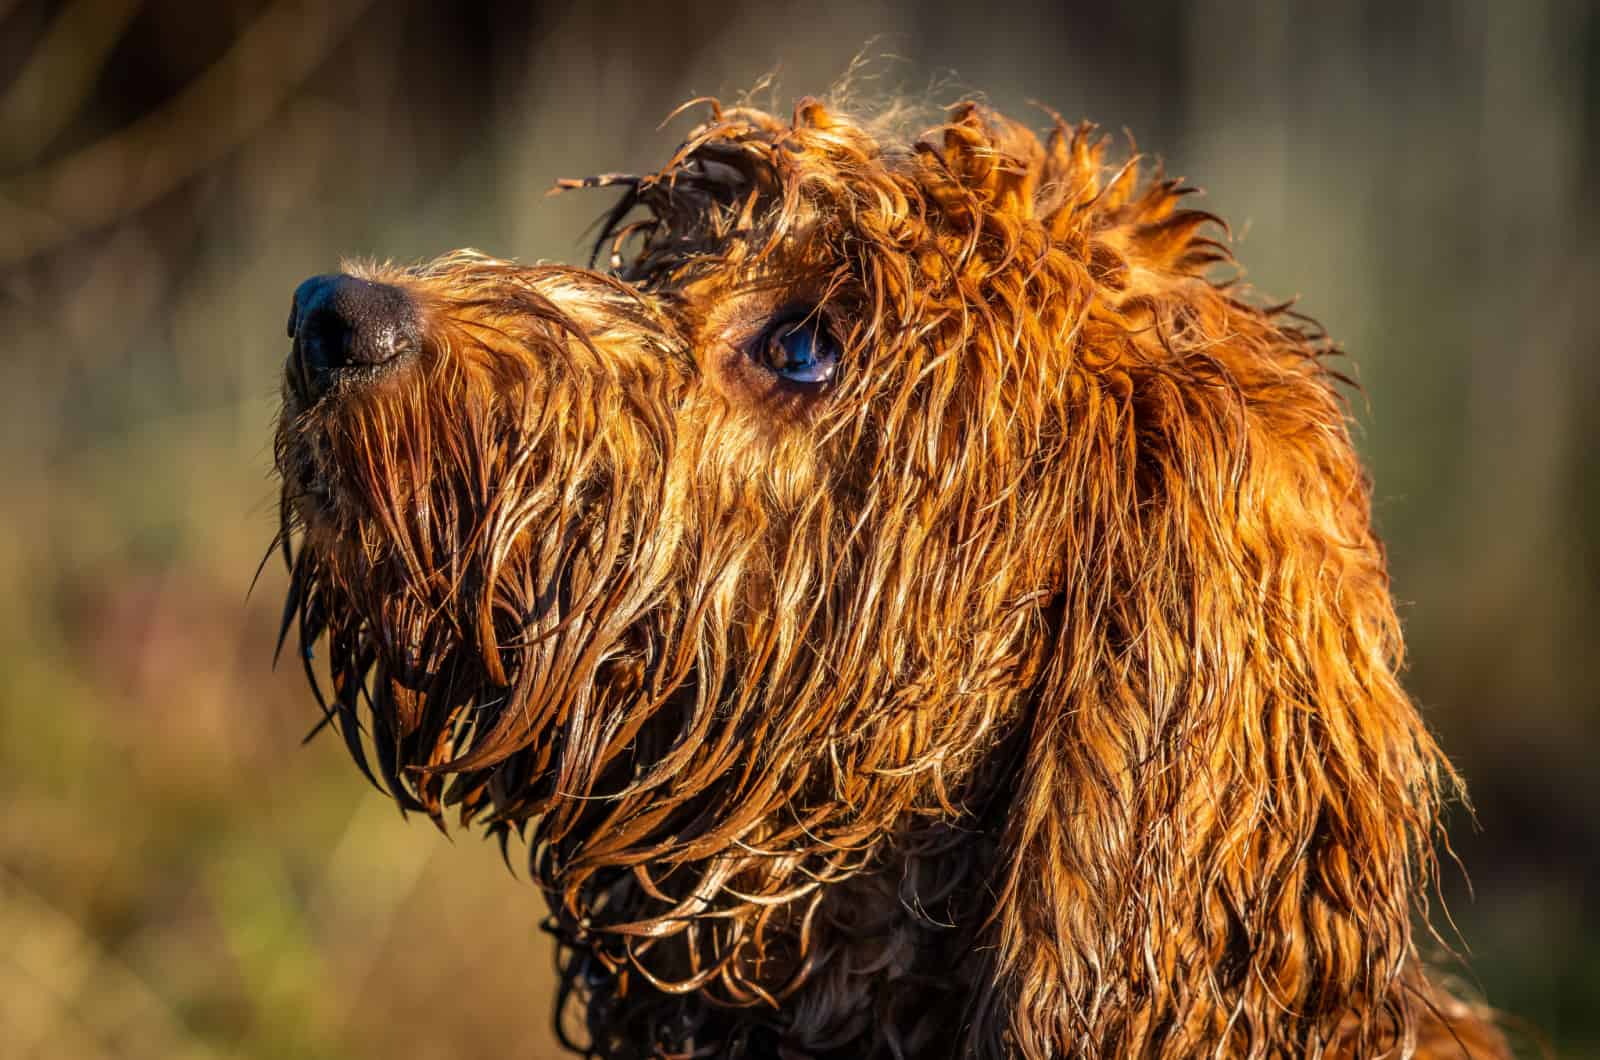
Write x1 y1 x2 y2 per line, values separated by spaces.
0 0 374 267
0 0 144 171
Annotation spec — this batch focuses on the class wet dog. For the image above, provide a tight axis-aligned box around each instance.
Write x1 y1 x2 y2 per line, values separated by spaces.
274 97 1505 1058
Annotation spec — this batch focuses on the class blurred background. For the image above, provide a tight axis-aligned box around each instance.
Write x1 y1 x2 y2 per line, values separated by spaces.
0 0 1594 1056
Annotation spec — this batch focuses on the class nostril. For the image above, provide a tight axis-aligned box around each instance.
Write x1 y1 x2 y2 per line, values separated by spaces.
289 274 337 340
359 317 420 364
288 274 420 401
297 305 353 376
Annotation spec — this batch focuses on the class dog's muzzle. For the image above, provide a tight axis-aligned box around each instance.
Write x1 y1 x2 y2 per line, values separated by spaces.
286 274 420 403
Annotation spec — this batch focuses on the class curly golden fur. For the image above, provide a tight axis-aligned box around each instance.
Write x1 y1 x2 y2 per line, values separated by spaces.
273 95 1507 1058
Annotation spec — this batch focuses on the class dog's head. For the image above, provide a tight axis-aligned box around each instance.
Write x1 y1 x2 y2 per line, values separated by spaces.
277 100 1096 862
276 99 1453 1055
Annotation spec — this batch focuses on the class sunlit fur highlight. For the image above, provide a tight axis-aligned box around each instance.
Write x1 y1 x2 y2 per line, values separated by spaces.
274 96 1506 1058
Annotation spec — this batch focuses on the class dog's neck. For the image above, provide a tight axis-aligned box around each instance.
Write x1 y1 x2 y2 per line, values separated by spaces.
545 727 1023 1059
546 723 1504 1060
550 821 1001 1058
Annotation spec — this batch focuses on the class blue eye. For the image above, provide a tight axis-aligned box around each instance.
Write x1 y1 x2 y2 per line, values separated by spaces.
759 317 840 385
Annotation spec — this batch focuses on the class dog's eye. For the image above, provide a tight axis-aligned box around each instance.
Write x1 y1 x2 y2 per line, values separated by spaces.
756 316 839 385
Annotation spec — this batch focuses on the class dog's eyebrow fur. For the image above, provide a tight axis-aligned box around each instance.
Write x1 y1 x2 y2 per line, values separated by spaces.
275 93 1508 1059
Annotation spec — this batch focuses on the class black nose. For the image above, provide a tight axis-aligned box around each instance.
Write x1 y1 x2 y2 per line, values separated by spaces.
287 274 420 401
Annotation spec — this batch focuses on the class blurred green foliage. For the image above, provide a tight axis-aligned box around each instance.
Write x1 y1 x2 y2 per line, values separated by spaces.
0 1 1594 1056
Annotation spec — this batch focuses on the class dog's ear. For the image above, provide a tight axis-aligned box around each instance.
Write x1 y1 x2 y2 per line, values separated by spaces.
974 198 1461 1055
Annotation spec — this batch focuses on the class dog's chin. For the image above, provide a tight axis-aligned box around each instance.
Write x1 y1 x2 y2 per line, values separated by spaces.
279 450 330 523
273 432 348 539
278 373 418 534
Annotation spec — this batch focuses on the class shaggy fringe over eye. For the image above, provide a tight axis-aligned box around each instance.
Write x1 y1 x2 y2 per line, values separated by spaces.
278 96 1506 1059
